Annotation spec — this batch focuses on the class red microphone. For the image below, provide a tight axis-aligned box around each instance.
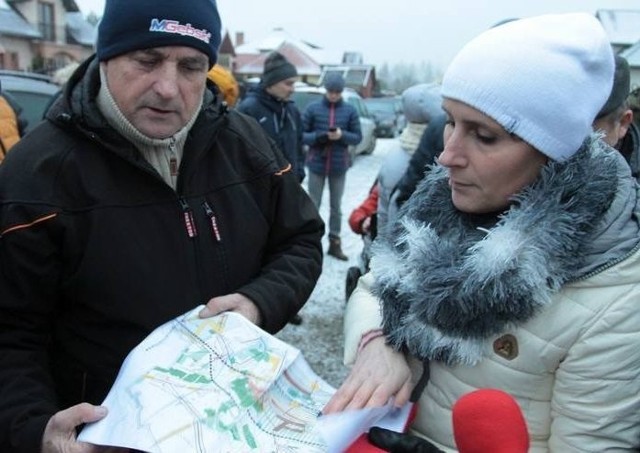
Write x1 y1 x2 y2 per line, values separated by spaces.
453 388 529 453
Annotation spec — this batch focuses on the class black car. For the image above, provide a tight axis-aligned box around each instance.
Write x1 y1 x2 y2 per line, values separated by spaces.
0 70 60 133
364 96 404 138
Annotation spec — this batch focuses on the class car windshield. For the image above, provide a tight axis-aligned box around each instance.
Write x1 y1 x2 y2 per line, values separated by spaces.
7 90 54 131
290 91 323 113
364 98 398 115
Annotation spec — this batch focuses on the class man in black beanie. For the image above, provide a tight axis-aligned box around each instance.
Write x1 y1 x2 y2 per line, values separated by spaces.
593 55 640 180
238 51 306 325
238 51 305 182
0 0 323 451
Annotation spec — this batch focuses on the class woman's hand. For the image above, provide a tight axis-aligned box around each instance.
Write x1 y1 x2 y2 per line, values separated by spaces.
322 336 412 414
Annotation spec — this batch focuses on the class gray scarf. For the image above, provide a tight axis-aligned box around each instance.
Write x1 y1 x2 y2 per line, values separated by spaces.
371 135 637 366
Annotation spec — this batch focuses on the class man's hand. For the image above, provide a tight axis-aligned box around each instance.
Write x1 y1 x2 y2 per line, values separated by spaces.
41 403 113 452
322 336 412 414
199 293 262 326
328 127 342 141
315 132 329 145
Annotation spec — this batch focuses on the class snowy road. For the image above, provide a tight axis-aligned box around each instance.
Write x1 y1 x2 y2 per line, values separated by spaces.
276 138 395 389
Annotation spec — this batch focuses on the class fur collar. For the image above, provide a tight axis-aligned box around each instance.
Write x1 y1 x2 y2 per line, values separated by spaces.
371 136 623 366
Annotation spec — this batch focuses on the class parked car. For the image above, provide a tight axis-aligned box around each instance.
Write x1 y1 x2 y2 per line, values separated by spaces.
291 85 377 160
0 70 59 133
364 96 404 138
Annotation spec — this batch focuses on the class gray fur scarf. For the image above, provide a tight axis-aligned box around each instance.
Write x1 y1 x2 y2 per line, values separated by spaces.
371 136 619 366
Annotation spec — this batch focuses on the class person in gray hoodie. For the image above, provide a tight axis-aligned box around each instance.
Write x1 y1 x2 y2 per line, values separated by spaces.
376 83 443 234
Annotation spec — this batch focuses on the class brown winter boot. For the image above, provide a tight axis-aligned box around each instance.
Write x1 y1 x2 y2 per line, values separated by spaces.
328 237 348 261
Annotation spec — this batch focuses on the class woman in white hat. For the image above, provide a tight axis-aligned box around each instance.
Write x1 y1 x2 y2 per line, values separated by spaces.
326 13 640 452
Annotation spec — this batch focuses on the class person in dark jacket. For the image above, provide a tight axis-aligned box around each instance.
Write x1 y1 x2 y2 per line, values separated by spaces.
593 55 640 181
0 0 323 451
303 73 362 260
237 51 305 182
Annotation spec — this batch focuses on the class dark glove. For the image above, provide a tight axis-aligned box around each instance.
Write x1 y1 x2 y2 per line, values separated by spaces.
315 132 329 145
368 427 444 453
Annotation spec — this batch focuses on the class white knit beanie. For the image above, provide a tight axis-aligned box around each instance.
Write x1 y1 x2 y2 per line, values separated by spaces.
441 13 614 162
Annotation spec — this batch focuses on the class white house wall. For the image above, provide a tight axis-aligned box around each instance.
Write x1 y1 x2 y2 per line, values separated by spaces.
1 36 33 69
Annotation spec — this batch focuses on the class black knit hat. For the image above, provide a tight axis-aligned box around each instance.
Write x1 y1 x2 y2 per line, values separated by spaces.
262 52 298 87
97 0 221 68
597 55 631 119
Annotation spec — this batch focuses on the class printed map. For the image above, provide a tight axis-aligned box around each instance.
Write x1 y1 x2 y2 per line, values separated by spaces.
78 308 335 452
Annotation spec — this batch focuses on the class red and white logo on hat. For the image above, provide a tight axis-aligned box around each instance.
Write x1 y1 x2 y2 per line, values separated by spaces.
149 19 211 44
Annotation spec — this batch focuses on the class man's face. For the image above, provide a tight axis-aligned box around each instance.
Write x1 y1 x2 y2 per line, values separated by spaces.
101 46 209 139
266 77 297 101
326 91 342 103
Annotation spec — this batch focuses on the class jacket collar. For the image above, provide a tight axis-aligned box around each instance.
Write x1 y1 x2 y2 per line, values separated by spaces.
372 135 639 365
46 55 225 164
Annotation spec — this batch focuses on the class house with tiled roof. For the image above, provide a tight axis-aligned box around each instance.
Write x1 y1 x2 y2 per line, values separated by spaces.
217 30 235 70
233 27 376 95
596 9 640 89
0 0 95 73
320 57 377 98
234 28 324 84
235 40 322 84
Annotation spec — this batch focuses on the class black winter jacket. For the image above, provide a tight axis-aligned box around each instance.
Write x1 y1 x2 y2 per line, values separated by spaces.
237 86 305 181
0 57 323 452
303 97 362 176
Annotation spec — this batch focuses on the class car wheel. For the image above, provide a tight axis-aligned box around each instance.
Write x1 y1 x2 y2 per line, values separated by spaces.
349 145 357 163
364 136 376 155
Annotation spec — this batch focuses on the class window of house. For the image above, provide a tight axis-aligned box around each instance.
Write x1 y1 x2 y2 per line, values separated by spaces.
38 2 55 41
345 69 366 86
217 54 231 68
10 53 19 70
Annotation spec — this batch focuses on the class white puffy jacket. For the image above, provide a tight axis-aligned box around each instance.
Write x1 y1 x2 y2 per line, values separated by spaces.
345 261 640 452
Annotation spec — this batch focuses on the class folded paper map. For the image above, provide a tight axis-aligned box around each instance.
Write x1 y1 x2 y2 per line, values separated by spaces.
78 307 411 452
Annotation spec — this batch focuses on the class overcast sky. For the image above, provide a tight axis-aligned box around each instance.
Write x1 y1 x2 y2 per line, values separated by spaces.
75 0 640 69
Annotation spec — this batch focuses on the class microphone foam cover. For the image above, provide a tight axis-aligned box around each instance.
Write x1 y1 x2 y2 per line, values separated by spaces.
452 388 529 453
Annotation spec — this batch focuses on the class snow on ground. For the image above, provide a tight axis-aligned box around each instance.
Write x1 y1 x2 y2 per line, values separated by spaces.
275 138 395 389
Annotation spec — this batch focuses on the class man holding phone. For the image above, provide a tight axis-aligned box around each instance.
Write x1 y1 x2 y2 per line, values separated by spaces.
303 73 362 260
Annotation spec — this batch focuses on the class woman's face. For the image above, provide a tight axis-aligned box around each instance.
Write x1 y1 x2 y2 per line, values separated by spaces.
439 98 548 214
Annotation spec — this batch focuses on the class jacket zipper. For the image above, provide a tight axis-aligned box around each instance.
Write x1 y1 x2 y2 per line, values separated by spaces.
326 103 336 174
168 136 177 166
202 201 222 242
570 240 640 283
179 197 198 238
168 137 179 190
202 200 231 293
